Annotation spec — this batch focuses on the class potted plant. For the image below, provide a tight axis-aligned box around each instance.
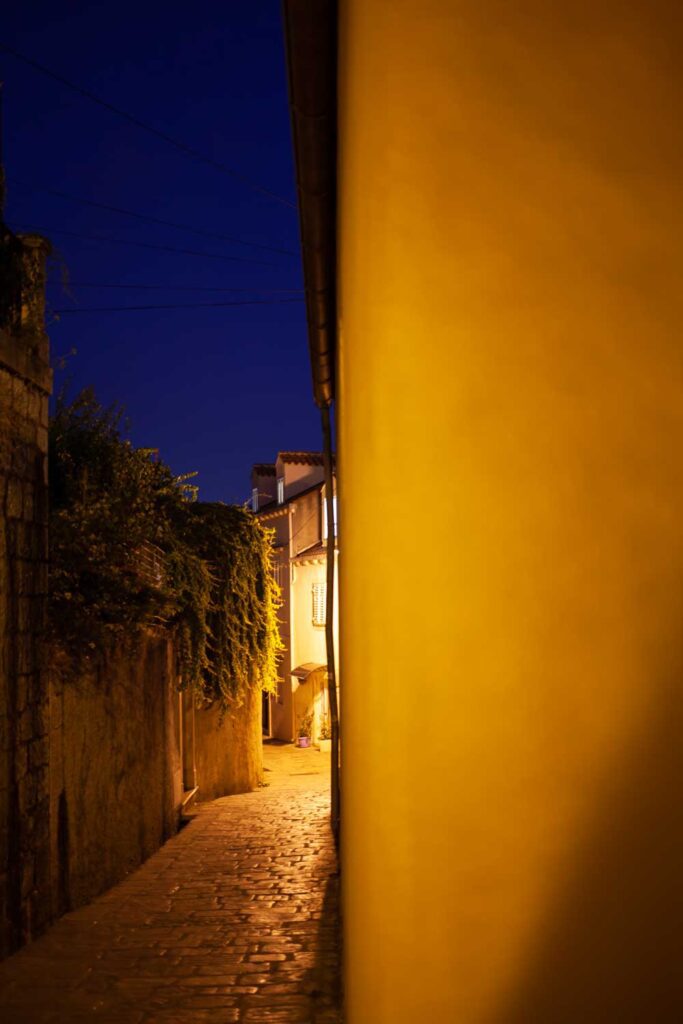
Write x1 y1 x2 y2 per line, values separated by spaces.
317 714 332 753
296 710 313 748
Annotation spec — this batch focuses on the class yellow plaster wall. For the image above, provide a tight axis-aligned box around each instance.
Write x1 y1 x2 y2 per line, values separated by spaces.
291 557 340 740
338 2 683 1020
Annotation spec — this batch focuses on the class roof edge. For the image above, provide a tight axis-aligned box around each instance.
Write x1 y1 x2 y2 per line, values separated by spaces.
282 0 337 408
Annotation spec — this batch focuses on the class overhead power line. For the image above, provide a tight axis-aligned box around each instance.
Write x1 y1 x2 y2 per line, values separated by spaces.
11 222 282 267
61 282 304 293
9 178 299 258
52 298 305 313
1 45 297 210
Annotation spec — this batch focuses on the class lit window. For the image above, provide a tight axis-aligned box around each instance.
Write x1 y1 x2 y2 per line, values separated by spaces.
312 582 326 626
322 495 338 539
277 477 285 504
252 487 259 512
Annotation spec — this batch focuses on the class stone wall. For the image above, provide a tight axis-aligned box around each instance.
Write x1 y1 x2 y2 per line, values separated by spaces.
47 639 263 919
0 229 264 958
183 686 263 803
0 233 52 957
49 636 182 914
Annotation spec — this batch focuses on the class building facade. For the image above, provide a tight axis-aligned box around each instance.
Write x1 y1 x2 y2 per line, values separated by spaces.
284 2 683 1021
252 452 338 744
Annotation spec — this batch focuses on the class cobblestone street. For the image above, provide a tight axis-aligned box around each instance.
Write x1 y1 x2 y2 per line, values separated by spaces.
0 743 341 1023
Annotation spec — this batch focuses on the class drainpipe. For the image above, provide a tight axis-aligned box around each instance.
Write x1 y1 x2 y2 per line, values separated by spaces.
289 502 297 743
282 0 339 841
178 690 183 785
321 406 340 841
191 700 197 790
282 0 337 409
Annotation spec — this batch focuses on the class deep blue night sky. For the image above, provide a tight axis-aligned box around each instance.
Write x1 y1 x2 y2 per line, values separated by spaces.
2 2 316 503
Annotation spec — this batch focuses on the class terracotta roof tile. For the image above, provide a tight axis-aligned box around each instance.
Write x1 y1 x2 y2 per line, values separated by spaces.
277 451 324 466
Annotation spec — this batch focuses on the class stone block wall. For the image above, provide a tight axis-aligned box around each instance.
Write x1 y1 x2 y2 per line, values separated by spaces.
48 645 263 915
0 233 52 957
186 685 263 802
0 229 265 959
49 636 183 914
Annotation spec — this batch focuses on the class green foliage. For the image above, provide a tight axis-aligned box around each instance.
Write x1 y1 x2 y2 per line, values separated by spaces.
178 503 283 706
297 710 314 739
49 388 282 709
49 388 181 648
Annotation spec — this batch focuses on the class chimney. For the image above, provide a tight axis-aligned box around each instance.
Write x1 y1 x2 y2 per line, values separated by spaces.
250 463 277 511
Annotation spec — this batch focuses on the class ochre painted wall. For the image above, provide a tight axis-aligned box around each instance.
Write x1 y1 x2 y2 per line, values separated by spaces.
338 2 683 1020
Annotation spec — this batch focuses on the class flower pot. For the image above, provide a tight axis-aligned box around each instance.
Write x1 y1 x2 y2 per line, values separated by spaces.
297 736 311 748
317 738 331 753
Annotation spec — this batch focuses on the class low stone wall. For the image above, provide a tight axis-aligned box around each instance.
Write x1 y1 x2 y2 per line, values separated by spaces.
48 636 182 914
186 685 263 802
0 230 264 958
47 637 263 920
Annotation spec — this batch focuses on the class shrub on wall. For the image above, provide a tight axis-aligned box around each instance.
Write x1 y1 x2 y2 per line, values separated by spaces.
49 388 281 708
178 503 283 707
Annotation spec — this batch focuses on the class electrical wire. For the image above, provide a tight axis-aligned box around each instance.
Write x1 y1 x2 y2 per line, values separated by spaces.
51 297 305 313
258 497 327 546
1 45 297 210
10 222 282 266
9 178 299 258
59 282 304 293
290 506 321 545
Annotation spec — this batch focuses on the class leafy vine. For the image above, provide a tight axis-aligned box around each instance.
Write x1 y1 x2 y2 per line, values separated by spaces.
49 388 282 709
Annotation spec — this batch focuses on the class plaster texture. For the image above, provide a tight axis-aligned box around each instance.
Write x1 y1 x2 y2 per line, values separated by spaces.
338 1 683 1020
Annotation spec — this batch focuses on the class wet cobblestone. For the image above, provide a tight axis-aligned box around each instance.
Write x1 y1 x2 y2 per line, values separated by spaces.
0 743 341 1023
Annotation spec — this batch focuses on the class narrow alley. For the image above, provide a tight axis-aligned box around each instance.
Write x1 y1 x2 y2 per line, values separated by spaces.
0 744 341 1024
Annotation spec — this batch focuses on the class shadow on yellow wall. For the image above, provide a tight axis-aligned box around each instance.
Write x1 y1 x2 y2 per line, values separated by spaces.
501 671 683 1020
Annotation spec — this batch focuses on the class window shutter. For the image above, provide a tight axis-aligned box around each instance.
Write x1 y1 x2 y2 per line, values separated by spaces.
312 582 326 625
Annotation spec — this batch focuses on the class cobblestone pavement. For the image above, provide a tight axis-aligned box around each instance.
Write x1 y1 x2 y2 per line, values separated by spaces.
0 743 341 1023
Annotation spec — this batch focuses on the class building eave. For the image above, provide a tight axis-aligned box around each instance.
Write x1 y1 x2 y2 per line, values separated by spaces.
292 541 338 565
282 0 338 408
257 505 294 522
277 450 326 466
259 477 329 520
